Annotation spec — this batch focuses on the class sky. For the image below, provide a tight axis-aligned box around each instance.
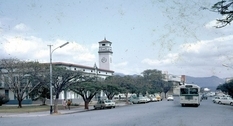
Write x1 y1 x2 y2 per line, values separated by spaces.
1 0 233 79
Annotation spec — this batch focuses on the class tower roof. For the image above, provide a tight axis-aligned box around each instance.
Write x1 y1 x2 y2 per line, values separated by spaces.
99 37 112 44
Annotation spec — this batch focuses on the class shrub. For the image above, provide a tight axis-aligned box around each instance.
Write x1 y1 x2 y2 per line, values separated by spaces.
0 94 9 106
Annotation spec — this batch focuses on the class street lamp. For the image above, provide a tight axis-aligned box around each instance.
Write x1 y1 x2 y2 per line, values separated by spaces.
48 42 69 114
94 63 100 101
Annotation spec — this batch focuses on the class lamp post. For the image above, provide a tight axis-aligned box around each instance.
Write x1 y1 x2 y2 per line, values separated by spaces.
94 63 100 101
48 42 69 114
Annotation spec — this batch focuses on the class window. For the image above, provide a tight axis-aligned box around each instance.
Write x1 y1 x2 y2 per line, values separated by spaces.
190 88 198 94
180 88 188 95
5 90 9 97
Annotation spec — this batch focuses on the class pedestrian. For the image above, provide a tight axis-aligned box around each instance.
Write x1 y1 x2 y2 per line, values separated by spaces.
67 99 72 110
63 99 67 109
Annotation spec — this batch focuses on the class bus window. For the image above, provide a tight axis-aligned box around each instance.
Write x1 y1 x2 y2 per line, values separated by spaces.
180 88 188 95
190 88 198 94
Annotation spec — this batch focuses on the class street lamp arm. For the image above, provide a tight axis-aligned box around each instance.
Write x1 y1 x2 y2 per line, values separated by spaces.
52 42 69 54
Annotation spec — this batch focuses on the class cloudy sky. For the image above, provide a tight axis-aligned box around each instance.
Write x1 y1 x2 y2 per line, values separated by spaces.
1 0 233 78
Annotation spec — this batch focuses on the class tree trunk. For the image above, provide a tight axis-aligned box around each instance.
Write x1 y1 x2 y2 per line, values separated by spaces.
42 98 46 105
18 100 22 108
125 93 129 104
84 101 89 110
54 98 59 113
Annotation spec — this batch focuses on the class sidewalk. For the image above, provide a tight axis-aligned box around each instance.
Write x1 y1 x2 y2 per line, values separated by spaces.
0 102 129 118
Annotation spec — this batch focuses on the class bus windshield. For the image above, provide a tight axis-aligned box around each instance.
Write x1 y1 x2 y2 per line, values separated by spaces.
180 88 198 95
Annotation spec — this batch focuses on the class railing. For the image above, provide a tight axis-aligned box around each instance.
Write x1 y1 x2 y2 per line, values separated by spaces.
99 47 112 51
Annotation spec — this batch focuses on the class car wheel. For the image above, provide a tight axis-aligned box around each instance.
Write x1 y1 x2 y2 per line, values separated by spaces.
230 102 233 106
218 101 222 104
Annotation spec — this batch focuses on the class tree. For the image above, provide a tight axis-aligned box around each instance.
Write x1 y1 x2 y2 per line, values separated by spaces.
205 0 233 28
141 69 165 94
0 59 44 108
102 76 123 100
70 78 103 110
217 79 233 97
102 84 122 100
29 84 50 105
0 94 9 106
51 66 83 113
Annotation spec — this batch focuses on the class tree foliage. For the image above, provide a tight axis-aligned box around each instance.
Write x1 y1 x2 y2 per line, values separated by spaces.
70 75 102 109
217 79 233 97
102 76 123 100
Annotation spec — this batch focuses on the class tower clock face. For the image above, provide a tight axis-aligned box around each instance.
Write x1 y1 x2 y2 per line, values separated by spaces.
101 57 107 63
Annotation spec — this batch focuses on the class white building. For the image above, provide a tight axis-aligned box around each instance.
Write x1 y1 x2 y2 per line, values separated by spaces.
0 38 114 104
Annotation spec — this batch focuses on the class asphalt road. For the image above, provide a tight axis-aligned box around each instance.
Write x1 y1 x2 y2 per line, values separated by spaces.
1 98 233 126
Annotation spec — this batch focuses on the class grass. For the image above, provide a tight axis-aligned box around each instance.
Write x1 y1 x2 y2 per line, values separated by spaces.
0 104 82 113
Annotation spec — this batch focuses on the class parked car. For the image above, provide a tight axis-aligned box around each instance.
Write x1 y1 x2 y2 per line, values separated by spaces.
217 97 233 105
167 95 174 101
94 100 116 109
130 96 147 104
212 96 221 103
144 96 151 102
155 94 162 101
148 95 157 102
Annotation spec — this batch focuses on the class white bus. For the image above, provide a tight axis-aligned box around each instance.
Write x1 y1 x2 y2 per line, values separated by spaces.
180 84 201 107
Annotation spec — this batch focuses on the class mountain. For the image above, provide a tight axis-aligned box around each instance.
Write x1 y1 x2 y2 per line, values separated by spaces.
185 76 225 91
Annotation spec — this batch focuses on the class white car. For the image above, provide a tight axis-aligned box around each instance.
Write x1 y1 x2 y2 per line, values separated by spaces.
144 96 151 102
94 100 116 109
217 97 233 105
212 96 221 103
130 96 147 104
167 95 174 101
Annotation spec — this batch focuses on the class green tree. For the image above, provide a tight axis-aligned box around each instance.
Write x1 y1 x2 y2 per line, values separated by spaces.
29 84 50 105
70 79 102 110
51 66 83 113
141 69 165 94
217 80 233 97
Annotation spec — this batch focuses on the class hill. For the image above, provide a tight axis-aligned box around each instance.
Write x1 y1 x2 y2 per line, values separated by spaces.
185 76 225 91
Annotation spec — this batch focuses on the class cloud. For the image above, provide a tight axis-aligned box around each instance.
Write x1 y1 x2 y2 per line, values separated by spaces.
0 35 97 65
14 23 30 31
142 53 179 66
205 20 218 29
140 35 233 77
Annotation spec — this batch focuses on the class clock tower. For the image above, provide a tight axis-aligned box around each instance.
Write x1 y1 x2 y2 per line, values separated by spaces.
98 38 113 70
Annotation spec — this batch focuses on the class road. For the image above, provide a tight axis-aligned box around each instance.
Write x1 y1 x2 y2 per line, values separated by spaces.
1 98 233 126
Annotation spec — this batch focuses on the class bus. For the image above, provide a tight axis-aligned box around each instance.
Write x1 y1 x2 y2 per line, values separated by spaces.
180 84 201 107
